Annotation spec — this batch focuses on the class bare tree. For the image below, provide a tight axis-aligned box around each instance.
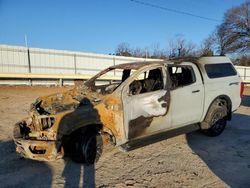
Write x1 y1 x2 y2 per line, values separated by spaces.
150 43 167 59
215 24 228 55
131 47 144 57
218 1 250 54
168 37 197 57
203 22 241 56
115 43 167 59
234 55 250 66
199 33 215 56
115 42 132 57
130 47 149 58
207 24 231 55
199 2 250 56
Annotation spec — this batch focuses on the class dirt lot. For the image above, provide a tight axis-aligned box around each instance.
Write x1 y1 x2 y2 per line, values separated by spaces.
0 86 249 188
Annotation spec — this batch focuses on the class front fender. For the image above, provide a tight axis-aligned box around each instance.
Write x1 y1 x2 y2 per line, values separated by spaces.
57 106 101 138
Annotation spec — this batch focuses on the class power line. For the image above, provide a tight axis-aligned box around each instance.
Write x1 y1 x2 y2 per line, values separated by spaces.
130 0 220 22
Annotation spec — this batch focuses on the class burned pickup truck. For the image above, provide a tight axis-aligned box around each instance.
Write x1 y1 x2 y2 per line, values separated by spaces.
13 56 243 164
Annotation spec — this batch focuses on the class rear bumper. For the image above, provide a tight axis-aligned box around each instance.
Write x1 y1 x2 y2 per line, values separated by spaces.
14 138 62 161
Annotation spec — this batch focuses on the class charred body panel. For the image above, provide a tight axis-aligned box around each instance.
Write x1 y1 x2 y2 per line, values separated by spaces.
13 83 124 161
13 61 173 161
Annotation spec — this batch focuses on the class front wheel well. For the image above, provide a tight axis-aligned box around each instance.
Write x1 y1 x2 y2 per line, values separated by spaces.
60 124 116 156
61 124 105 163
61 124 101 153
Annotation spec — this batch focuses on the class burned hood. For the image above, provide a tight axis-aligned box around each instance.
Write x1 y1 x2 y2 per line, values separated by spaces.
31 86 103 115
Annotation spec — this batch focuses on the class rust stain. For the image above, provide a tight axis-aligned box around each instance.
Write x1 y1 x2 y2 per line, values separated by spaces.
128 116 153 139
13 83 123 161
13 60 171 162
95 95 123 138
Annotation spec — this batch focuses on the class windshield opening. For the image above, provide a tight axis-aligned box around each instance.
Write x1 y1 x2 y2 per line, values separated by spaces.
85 68 136 94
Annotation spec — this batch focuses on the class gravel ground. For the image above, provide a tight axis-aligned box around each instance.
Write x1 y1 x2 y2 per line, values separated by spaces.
0 86 249 188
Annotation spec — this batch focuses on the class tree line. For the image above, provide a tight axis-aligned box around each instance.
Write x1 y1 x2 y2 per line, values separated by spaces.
115 1 250 66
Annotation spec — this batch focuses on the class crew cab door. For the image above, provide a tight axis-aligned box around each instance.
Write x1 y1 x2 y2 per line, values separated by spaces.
168 63 204 127
121 65 171 141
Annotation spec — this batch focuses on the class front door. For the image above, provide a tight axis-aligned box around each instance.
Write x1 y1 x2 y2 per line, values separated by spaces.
122 65 170 141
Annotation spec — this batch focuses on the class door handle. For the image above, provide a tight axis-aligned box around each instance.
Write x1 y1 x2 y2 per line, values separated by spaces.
229 82 239 86
192 90 200 93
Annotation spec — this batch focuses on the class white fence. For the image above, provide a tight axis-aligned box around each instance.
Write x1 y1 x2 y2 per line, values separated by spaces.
0 44 249 85
0 45 159 75
234 66 250 83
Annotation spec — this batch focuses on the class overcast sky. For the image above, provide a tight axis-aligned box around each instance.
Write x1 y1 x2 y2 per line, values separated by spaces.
0 0 246 54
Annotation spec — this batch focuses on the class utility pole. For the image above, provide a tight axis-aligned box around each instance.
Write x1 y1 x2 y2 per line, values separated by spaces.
25 35 31 73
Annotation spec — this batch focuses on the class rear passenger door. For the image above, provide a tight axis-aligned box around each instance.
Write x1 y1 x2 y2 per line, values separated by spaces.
169 63 205 127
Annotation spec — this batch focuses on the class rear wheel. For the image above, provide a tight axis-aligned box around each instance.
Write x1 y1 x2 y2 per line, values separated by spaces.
202 100 228 137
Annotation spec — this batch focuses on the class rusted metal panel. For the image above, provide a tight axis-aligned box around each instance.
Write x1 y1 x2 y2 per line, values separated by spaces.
13 61 170 161
13 81 124 160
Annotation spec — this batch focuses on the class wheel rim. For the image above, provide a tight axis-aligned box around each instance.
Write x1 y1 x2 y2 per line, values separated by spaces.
83 135 97 164
211 111 225 134
95 135 103 162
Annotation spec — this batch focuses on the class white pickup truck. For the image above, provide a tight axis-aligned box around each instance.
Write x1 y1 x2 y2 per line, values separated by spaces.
13 56 243 164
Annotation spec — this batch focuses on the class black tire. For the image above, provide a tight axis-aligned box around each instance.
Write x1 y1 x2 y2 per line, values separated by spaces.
202 100 228 137
70 129 103 164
